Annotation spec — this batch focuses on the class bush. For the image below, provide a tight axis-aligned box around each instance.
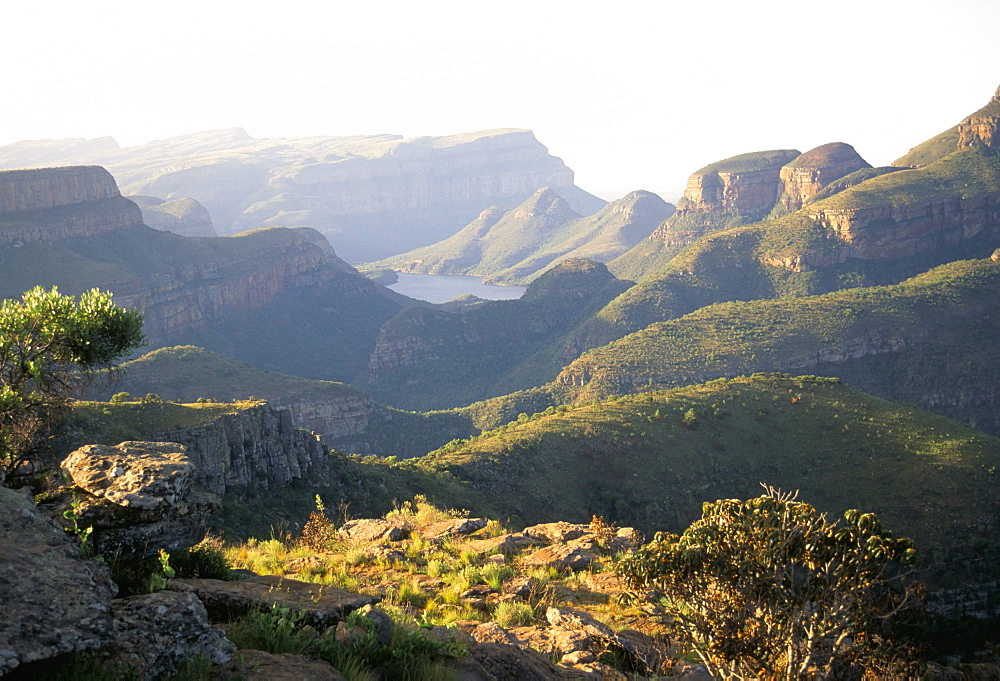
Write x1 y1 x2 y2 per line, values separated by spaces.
109 392 132 403
618 487 924 678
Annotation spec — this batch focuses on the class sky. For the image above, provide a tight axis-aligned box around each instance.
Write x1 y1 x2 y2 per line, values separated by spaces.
3 0 999 201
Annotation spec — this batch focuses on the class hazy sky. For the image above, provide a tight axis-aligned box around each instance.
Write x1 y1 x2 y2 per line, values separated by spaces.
3 0 999 201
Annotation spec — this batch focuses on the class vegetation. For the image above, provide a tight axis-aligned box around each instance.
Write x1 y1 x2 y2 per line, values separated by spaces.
618 488 923 679
0 286 145 479
691 149 801 176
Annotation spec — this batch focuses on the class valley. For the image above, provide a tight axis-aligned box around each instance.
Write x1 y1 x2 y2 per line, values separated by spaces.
3 81 1000 679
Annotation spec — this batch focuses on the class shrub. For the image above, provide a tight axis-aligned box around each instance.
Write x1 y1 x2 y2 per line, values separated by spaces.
492 600 534 627
617 487 924 679
110 392 132 403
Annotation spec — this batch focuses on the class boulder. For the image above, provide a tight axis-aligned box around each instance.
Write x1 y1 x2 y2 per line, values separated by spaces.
169 575 380 628
0 487 117 675
419 517 489 541
62 441 195 510
218 650 345 681
466 642 588 679
522 522 589 544
338 518 407 543
59 441 220 560
522 545 596 572
94 590 235 679
471 622 520 646
462 533 536 555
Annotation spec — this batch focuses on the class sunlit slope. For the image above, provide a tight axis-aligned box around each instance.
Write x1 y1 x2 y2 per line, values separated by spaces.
414 374 1000 557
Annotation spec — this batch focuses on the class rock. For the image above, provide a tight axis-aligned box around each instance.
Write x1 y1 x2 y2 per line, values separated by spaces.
130 195 218 237
583 572 624 596
367 544 406 562
425 624 476 649
155 405 331 496
419 517 489 541
0 486 117 675
522 545 596 572
356 604 393 646
502 576 536 599
522 522 589 545
466 642 588 679
219 650 345 681
94 590 235 679
471 622 519 646
462 532 536 555
778 143 871 212
484 553 506 565
560 650 594 665
61 441 195 510
169 575 380 628
338 518 408 543
58 441 220 560
675 660 714 679
546 607 656 675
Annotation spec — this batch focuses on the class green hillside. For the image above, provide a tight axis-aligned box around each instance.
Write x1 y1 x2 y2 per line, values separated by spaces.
412 374 1000 570
556 258 1000 434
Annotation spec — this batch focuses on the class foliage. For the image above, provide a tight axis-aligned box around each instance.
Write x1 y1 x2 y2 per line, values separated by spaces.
299 494 340 551
0 286 146 478
169 540 232 580
618 488 923 679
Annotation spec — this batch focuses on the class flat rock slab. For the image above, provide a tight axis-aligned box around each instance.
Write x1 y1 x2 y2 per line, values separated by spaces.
170 575 381 628
220 650 346 681
338 518 407 543
0 487 117 675
522 522 589 545
461 532 536 556
521 545 596 572
62 441 194 510
418 517 488 541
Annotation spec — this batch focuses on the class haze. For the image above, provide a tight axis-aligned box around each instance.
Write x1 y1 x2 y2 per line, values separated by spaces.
3 0 998 201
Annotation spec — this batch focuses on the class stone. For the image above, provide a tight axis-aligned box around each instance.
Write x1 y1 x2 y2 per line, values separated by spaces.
522 522 589 545
546 607 657 676
778 143 871 212
219 650 345 681
471 622 519 646
169 575 380 628
130 195 218 238
502 576 536 599
0 486 117 675
419 517 489 541
425 624 476 648
560 650 594 665
338 518 408 543
522 545 596 572
465 642 588 679
367 544 406 562
356 604 393 646
94 590 235 679
462 532 535 555
61 441 195 510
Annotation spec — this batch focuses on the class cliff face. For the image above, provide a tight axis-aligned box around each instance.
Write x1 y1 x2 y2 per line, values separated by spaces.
0 167 143 246
130 196 217 237
0 129 605 262
778 143 871 212
957 85 1000 148
673 149 801 217
153 404 329 496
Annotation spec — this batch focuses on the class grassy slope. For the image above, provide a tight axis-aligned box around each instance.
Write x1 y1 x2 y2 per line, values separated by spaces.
553 258 1000 432
412 374 1000 560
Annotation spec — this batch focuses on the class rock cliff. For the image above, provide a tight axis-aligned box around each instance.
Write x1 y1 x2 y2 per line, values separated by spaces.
129 195 217 237
778 143 871 212
0 166 143 246
672 149 801 217
0 128 605 261
957 84 1000 148
152 404 329 496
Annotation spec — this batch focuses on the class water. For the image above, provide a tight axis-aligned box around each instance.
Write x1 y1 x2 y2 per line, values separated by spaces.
387 272 526 304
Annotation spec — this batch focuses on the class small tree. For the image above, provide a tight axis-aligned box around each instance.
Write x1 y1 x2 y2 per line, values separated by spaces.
1 286 146 479
617 487 923 679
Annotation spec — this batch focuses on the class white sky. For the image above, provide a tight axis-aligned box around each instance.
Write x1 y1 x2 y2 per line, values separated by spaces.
3 0 998 201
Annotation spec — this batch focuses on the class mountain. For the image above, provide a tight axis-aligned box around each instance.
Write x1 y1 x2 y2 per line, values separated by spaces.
0 166 413 382
414 374 1000 567
128 195 217 237
609 143 871 282
362 259 632 410
369 188 674 284
0 128 605 261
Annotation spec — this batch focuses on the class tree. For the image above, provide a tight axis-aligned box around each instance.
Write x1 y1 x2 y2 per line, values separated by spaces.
617 487 923 679
1 286 146 479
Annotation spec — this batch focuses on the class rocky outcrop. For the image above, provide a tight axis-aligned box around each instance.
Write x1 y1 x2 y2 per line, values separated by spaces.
778 143 871 212
957 85 1000 148
0 486 118 675
60 441 221 560
0 129 605 261
153 404 329 496
806 190 1000 261
0 166 143 246
673 149 801 217
130 195 217 237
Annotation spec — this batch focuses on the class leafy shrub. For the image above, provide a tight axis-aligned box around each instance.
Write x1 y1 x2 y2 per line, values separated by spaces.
492 600 534 627
170 542 231 580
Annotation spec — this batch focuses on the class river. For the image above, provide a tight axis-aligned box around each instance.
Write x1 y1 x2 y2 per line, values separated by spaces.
387 272 527 304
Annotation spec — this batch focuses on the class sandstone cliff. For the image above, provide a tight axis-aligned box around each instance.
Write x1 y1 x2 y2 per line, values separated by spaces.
0 129 605 261
130 195 217 237
0 167 410 382
672 149 801 217
957 84 1000 148
153 404 329 496
0 166 143 246
777 143 871 212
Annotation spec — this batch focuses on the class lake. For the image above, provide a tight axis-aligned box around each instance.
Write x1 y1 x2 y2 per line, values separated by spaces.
387 272 527 304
